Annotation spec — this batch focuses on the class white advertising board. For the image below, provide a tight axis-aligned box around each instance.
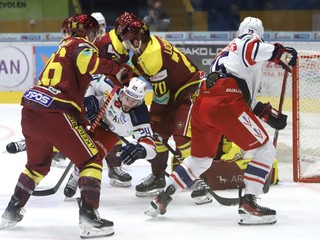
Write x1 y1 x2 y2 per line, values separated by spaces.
0 44 34 91
0 40 319 92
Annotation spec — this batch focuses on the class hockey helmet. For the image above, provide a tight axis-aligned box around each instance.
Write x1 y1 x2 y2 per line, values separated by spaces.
91 12 106 26
238 17 264 38
115 11 137 31
70 14 100 42
61 16 73 38
123 77 148 101
91 12 106 35
120 19 150 51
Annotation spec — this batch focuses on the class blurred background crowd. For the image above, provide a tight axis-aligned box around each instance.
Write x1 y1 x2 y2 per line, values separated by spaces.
0 0 320 33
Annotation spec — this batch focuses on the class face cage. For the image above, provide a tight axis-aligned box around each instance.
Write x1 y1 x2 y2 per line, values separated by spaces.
99 25 106 35
86 30 101 43
60 28 70 38
122 39 142 54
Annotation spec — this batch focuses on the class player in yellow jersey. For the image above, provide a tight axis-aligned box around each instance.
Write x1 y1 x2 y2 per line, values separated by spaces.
120 19 212 204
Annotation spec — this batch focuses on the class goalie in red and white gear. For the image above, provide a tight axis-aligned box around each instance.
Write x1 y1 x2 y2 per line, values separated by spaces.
145 17 297 226
63 75 156 196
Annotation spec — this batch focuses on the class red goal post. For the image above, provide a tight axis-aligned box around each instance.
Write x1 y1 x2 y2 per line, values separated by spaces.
259 50 320 183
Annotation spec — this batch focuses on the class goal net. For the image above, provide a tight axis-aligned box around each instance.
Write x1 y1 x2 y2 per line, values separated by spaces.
259 50 320 182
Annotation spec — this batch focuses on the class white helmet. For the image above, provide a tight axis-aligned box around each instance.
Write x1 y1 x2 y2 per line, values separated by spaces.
238 17 264 37
123 77 148 101
91 12 106 26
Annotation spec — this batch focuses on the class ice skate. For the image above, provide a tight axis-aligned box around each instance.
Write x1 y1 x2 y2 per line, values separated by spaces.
108 166 132 187
190 179 213 205
6 140 26 154
135 173 165 197
238 190 276 225
77 198 114 238
51 152 67 167
0 196 25 230
64 173 78 198
145 185 175 217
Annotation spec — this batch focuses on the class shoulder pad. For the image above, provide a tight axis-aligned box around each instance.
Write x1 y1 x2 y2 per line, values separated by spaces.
103 77 115 87
129 103 149 126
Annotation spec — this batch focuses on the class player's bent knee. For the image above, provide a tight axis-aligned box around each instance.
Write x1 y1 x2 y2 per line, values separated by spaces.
253 139 276 167
183 156 213 177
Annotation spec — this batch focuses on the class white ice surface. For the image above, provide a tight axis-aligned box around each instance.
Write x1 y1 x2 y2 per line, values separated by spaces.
0 104 320 240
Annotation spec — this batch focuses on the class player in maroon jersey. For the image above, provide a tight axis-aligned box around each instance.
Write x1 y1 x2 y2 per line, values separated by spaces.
92 11 138 85
120 19 212 203
0 14 134 238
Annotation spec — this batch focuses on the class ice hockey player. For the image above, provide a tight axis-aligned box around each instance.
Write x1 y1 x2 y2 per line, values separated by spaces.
5 16 74 166
92 11 137 86
63 75 156 198
5 12 138 166
119 19 213 204
0 14 134 238
145 17 297 226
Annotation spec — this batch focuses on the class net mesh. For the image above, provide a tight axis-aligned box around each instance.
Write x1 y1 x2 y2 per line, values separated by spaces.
258 50 320 181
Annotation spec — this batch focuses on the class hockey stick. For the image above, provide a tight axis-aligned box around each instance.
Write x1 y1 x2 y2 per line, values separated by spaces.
115 130 239 205
273 69 289 147
89 85 119 133
33 86 119 196
262 69 289 194
32 160 73 196
153 133 239 206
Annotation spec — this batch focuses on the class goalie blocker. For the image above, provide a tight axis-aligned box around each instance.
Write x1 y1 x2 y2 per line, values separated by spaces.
200 137 279 191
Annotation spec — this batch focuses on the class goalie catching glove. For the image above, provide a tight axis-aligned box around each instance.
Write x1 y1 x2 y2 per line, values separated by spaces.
120 143 147 165
269 43 297 72
83 95 99 122
253 101 287 130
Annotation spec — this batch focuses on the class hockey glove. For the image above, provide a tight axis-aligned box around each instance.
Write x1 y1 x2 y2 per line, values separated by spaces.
83 95 99 122
253 101 287 130
269 43 297 72
115 63 135 84
120 143 147 165
205 72 226 89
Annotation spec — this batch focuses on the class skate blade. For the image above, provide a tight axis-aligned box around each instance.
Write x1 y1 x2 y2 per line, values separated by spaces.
51 160 67 168
80 226 114 239
64 196 77 201
238 213 277 226
0 218 18 230
192 194 213 205
144 206 160 217
135 188 164 197
109 179 131 188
